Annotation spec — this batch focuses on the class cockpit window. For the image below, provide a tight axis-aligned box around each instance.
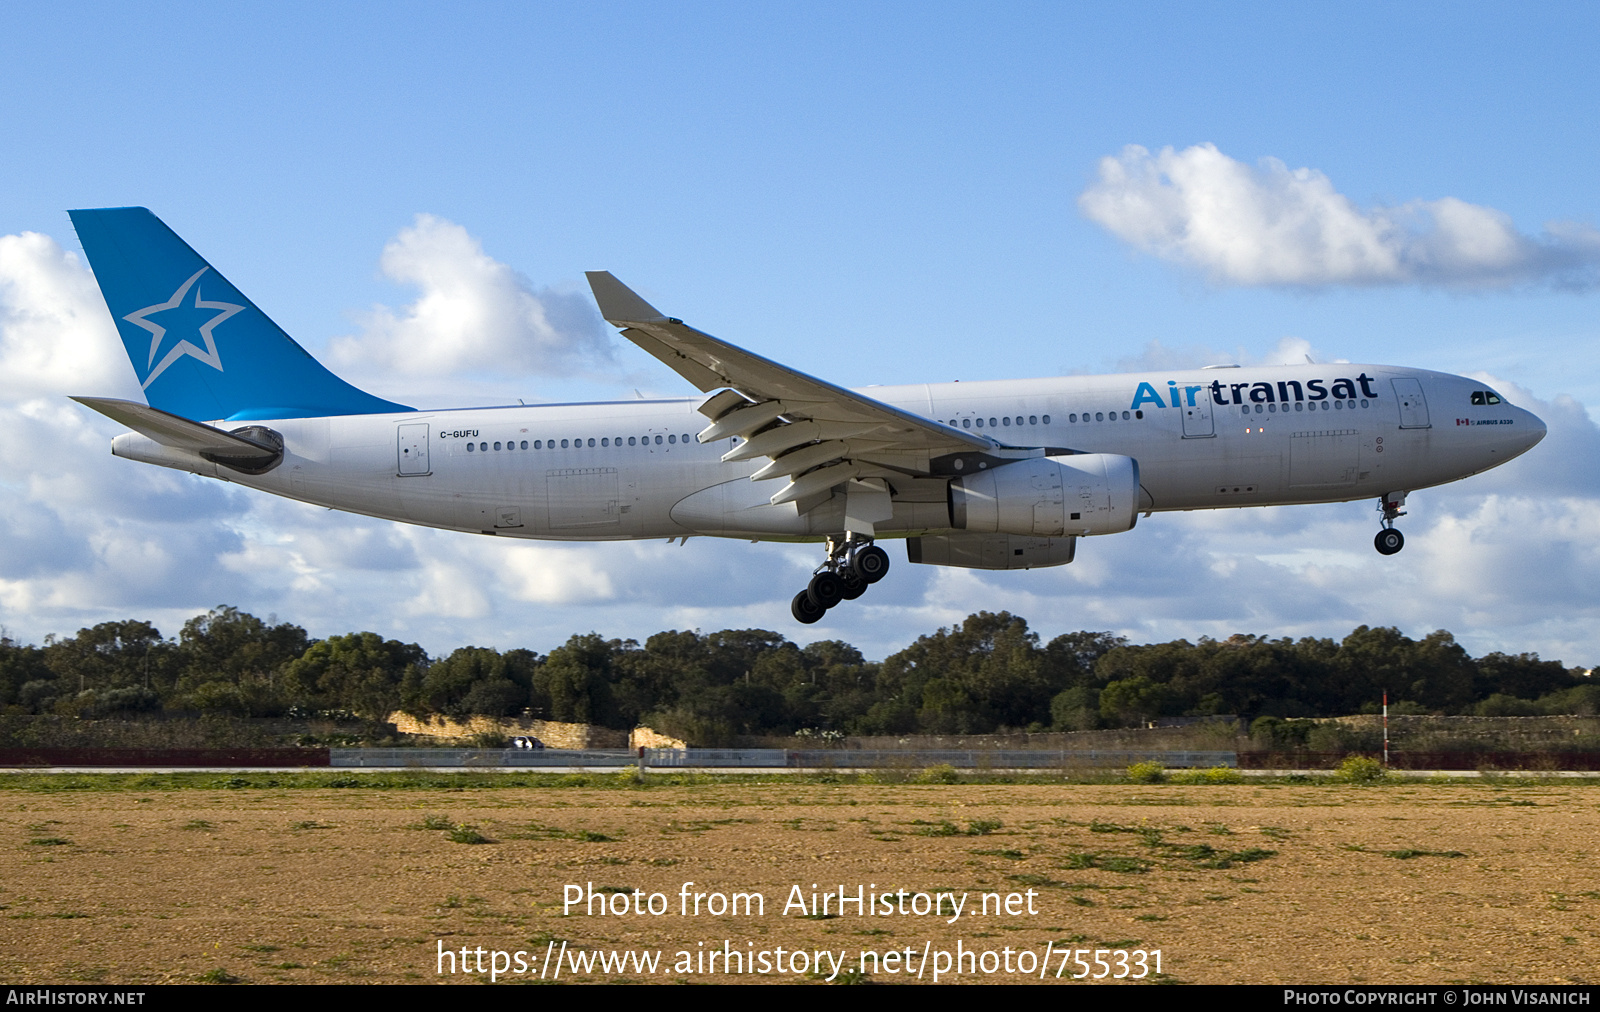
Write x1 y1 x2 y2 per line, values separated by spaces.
1487 392 1501 405
1471 390 1502 406
1471 391 1484 405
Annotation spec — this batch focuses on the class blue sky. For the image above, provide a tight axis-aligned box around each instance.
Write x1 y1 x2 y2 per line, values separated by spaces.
3 3 1600 668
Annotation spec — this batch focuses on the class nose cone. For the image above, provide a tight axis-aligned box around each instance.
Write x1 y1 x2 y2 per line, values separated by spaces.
1509 405 1546 459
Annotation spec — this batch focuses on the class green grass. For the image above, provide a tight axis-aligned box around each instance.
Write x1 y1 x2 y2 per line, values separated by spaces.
1059 852 1152 874
445 824 492 845
413 814 454 830
910 818 1003 837
195 968 241 984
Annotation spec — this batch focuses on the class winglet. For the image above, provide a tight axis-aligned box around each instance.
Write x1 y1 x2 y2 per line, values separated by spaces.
586 272 669 325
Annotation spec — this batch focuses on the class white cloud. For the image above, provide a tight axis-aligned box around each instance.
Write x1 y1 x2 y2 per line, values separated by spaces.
0 232 132 399
1113 335 1334 374
1079 144 1600 289
328 214 613 384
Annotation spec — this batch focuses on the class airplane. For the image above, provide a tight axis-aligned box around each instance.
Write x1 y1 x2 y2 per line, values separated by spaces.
66 207 1547 624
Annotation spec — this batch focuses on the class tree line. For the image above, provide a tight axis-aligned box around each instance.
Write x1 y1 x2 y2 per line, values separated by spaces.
0 607 1593 743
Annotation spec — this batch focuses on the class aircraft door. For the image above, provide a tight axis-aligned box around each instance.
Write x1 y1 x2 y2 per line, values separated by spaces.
397 423 430 475
1181 395 1215 437
1391 378 1431 429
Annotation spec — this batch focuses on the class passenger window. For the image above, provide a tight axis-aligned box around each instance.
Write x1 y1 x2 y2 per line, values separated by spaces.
975 418 984 428
655 435 662 445
466 442 475 452
989 417 997 427
493 441 501 450
561 439 569 448
962 418 971 429
480 442 488 451
1002 416 1011 426
1029 415 1037 425
1122 411 1130 420
1041 415 1050 424
628 436 636 446
534 440 542 449
520 440 528 449
682 434 690 442
1069 414 1077 423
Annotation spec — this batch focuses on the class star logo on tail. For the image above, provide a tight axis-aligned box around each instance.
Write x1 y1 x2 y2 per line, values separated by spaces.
122 267 244 391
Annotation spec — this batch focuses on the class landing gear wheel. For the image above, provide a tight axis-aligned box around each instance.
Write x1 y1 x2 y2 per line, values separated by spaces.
853 545 890 583
808 571 844 610
791 589 825 624
837 568 868 600
1374 528 1404 556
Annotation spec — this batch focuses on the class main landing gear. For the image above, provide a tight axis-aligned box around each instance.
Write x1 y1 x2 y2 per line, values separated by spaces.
791 536 890 624
1374 492 1408 556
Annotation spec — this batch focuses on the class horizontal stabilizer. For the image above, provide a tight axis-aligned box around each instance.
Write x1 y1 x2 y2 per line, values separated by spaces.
72 396 283 472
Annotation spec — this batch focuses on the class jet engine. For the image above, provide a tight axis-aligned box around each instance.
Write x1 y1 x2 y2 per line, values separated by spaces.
948 453 1139 537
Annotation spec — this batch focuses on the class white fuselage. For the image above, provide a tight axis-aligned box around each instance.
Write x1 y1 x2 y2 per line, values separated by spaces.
111 364 1545 544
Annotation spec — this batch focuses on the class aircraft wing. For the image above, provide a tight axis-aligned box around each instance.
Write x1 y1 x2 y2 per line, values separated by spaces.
586 272 994 505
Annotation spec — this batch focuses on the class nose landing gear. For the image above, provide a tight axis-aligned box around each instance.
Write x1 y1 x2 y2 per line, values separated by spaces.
790 536 891 624
1374 528 1404 555
1374 492 1408 556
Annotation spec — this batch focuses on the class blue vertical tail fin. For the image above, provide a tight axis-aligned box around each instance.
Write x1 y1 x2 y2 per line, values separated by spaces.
69 207 410 421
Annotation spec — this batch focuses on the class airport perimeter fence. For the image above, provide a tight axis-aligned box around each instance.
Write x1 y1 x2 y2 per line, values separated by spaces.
0 747 331 767
638 748 1238 769
332 748 636 767
1237 750 1600 771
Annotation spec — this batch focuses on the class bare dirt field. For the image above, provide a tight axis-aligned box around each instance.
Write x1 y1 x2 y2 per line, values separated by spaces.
1 776 1596 985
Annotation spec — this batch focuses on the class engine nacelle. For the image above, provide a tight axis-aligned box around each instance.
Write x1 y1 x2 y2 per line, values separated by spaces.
907 533 1076 570
948 453 1140 537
